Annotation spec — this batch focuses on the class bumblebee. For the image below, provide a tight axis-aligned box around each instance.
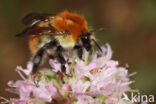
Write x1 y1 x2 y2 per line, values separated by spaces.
16 11 101 74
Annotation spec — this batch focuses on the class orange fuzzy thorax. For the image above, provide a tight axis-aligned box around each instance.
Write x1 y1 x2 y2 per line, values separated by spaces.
52 11 88 41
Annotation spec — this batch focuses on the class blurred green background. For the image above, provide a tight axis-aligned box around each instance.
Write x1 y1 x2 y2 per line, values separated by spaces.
0 0 156 101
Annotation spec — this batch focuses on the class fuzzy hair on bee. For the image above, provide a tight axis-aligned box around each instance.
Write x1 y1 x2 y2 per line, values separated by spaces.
16 11 102 74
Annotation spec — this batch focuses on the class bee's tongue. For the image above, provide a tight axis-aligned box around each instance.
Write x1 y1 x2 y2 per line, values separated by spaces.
92 39 102 52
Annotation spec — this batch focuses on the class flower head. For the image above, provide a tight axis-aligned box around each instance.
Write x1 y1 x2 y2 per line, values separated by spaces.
2 44 139 104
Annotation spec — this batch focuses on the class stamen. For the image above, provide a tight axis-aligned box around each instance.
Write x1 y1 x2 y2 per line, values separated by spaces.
128 72 137 77
0 97 9 104
16 69 26 80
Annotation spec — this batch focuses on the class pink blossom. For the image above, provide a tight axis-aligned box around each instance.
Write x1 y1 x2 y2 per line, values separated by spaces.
16 61 33 76
141 101 148 104
74 95 98 104
2 44 138 104
69 79 90 95
10 99 29 104
62 84 70 92
49 59 70 74
7 66 57 103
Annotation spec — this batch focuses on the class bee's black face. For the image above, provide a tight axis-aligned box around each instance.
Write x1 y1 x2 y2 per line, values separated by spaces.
81 32 91 51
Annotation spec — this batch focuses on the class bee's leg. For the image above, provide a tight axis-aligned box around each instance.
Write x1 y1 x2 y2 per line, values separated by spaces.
56 46 66 72
32 48 44 74
74 45 83 59
32 40 57 74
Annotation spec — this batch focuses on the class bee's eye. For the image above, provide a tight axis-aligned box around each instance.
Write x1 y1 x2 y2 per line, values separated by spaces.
81 32 90 41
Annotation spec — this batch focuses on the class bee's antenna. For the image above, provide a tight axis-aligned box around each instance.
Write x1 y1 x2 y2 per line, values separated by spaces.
92 39 102 52
90 27 110 33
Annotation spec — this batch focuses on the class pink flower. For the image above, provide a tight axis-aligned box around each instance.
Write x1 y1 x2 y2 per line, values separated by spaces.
9 81 57 103
49 59 70 74
32 82 57 102
2 44 137 104
7 69 57 103
10 99 28 104
62 84 70 92
16 61 33 76
74 95 98 104
141 101 148 104
69 79 90 95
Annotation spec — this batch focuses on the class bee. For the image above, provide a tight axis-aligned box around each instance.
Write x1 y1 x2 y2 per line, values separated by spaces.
16 11 102 74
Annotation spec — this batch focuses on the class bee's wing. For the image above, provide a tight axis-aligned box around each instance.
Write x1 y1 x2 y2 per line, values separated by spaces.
16 26 68 37
17 13 68 37
22 13 54 26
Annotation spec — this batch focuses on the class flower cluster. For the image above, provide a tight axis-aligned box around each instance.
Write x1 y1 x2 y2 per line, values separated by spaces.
1 44 138 104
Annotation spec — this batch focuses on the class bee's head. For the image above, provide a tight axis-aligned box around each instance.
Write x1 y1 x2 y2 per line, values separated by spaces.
81 32 102 52
81 32 92 51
